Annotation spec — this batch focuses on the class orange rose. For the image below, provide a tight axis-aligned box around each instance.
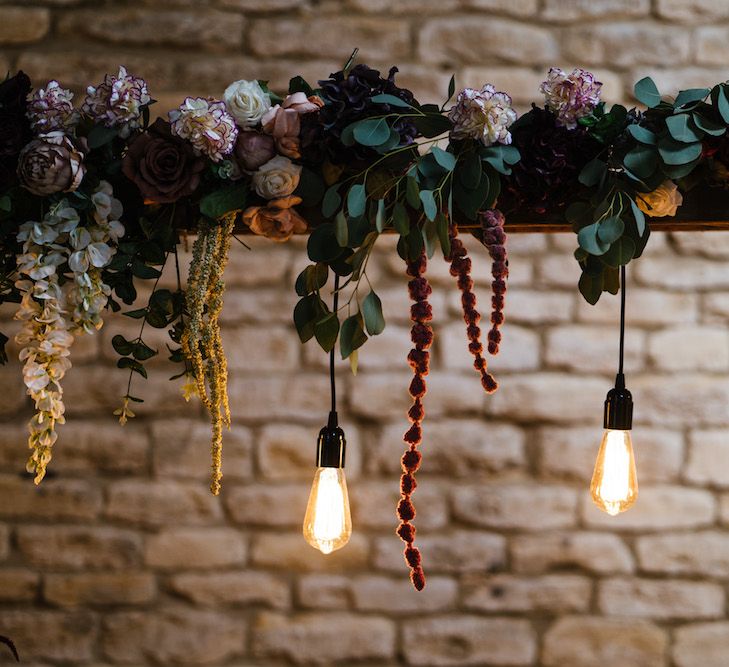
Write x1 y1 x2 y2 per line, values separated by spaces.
242 195 308 242
276 136 301 159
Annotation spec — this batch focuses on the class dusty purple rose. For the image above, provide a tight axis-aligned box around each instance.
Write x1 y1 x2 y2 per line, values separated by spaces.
17 130 85 196
122 118 206 203
234 130 276 171
540 67 602 130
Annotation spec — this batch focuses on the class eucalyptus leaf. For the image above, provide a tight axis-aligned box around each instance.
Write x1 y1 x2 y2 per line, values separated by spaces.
436 212 451 259
674 87 709 108
432 146 457 171
718 86 729 124
294 294 320 343
422 216 438 258
375 199 386 232
314 313 340 353
658 137 702 165
623 145 657 179
393 202 410 236
603 236 636 267
457 151 482 189
577 222 610 256
597 215 625 245
322 184 341 218
666 113 703 143
347 183 367 218
627 124 657 145
340 314 368 359
630 198 646 236
117 357 147 379
578 270 603 305
406 176 421 209
362 290 386 336
334 211 348 247
352 117 391 146
693 113 726 136
370 93 413 108
199 182 248 219
634 77 661 108
420 189 438 221
579 158 607 187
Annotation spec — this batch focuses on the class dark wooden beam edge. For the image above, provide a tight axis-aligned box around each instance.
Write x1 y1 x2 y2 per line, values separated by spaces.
227 184 729 234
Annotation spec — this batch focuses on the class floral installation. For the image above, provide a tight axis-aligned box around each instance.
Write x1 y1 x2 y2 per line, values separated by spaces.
1 53 728 588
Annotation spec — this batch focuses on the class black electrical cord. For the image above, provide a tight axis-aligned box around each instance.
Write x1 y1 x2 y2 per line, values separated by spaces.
329 273 340 417
619 263 626 377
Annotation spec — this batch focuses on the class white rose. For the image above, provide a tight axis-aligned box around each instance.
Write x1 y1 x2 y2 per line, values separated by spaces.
636 180 683 218
252 155 301 199
223 79 271 128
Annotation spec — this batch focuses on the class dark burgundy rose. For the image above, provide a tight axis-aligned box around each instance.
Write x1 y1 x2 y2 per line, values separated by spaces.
122 117 205 203
0 71 32 191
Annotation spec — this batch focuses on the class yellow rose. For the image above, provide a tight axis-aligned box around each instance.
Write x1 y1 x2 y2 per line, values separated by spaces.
636 180 683 218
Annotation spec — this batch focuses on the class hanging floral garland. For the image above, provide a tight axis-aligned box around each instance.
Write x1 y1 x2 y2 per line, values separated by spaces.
1 52 729 587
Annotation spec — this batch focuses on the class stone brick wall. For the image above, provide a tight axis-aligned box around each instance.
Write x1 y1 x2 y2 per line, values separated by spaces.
3 1 729 665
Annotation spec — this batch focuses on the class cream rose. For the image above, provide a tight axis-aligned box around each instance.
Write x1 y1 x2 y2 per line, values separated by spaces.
636 180 683 218
223 79 271 128
252 155 301 199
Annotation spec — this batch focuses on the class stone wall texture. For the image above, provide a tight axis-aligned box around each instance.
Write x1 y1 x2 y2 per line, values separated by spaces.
2 0 729 665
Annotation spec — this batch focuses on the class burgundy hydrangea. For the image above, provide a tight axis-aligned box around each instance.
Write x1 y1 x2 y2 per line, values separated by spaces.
501 105 600 215
0 71 32 191
396 250 433 592
317 64 420 164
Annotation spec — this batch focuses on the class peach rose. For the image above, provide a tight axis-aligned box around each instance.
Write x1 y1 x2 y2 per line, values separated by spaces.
636 180 683 218
261 105 300 139
282 92 322 114
242 195 308 242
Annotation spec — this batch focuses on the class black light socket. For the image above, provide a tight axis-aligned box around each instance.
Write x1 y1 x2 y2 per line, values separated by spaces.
316 411 346 468
603 373 633 430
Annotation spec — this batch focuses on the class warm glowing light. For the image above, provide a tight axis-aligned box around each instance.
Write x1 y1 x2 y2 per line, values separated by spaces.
303 467 352 554
590 429 638 516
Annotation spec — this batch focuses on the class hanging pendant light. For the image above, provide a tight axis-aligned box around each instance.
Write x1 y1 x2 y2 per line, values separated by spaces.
302 274 352 554
590 264 638 516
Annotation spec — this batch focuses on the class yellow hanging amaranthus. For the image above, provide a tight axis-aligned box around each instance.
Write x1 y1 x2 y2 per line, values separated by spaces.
182 213 235 494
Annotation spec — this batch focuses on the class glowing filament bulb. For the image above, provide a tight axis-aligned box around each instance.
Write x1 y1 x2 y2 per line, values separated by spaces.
590 429 638 516
303 467 351 554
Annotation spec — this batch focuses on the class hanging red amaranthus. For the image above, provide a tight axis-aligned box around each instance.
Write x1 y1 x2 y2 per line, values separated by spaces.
480 209 508 355
446 214 503 394
396 250 432 591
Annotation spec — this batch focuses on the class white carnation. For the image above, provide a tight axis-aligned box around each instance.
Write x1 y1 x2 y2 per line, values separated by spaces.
448 84 517 146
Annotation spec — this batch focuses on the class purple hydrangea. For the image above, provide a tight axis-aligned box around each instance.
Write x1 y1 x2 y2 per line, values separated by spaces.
540 67 602 130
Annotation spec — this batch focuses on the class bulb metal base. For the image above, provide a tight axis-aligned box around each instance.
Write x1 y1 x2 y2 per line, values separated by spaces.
316 411 346 468
603 373 633 430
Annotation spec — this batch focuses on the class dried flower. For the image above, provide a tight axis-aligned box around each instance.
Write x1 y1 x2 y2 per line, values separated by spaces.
449 84 517 146
242 195 307 241
540 67 602 130
223 79 271 128
234 131 276 171
82 66 150 138
17 131 85 196
636 180 683 217
169 97 238 162
122 118 206 203
27 80 77 134
251 155 301 199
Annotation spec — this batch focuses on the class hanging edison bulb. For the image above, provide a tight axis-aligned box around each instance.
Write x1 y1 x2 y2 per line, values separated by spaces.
302 414 352 554
590 376 638 516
